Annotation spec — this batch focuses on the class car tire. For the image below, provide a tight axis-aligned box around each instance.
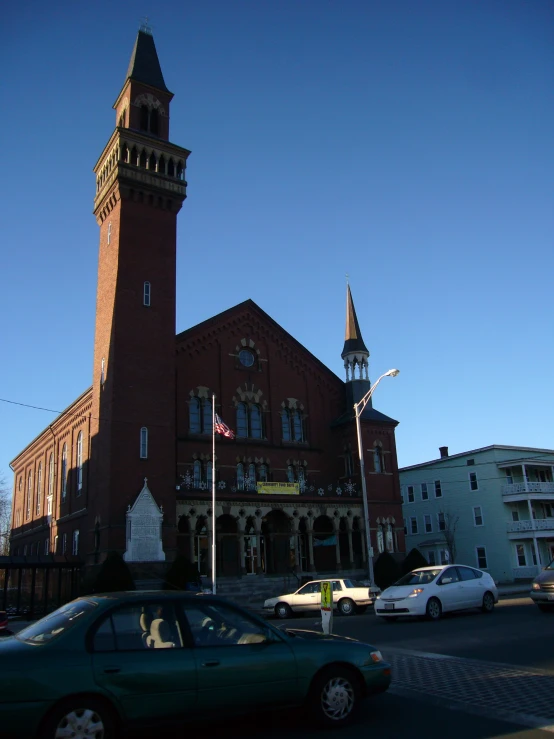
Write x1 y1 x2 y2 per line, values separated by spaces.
308 666 361 727
481 591 495 614
426 597 442 621
39 696 117 739
275 602 293 619
337 598 356 617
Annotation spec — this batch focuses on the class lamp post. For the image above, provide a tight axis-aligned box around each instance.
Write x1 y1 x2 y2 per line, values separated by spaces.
354 368 399 585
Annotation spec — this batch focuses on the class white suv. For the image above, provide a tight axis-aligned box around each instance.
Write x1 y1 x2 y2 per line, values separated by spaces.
264 578 379 618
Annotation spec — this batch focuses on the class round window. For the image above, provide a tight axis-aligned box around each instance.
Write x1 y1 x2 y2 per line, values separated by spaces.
239 349 255 367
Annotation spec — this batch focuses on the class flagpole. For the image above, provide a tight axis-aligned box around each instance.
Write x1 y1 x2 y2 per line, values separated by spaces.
212 393 216 595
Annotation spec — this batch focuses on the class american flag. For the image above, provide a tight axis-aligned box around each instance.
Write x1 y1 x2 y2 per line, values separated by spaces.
214 414 235 439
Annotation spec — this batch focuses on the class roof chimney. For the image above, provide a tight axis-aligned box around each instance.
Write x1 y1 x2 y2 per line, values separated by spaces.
439 446 449 458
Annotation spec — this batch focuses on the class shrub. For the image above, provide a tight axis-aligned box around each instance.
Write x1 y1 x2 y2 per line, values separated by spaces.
401 547 429 575
373 551 402 591
84 551 135 594
164 555 201 591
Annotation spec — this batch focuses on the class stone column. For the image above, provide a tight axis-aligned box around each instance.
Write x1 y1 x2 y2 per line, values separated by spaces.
347 521 354 569
291 517 300 569
237 517 246 575
333 515 342 571
188 515 197 566
306 516 316 573
254 517 263 575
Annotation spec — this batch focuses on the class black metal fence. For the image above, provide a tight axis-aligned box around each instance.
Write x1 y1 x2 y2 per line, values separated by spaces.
0 555 83 618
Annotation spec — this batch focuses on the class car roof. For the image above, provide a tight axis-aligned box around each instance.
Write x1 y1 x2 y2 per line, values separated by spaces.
412 565 478 572
78 591 224 605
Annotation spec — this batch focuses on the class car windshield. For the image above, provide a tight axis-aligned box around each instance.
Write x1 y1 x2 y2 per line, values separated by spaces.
394 569 443 586
15 600 97 645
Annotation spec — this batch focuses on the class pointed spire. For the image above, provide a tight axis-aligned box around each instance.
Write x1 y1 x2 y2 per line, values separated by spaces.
125 29 170 92
341 284 368 358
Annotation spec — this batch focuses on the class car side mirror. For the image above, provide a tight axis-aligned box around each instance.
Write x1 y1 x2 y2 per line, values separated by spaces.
440 577 452 585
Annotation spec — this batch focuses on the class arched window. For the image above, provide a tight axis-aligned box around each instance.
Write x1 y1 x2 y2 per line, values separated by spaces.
36 463 42 516
258 464 268 482
143 281 151 307
189 398 201 433
26 471 32 519
158 155 166 174
247 463 256 491
281 408 304 442
373 446 383 474
139 149 147 168
236 403 263 439
140 105 149 131
76 432 83 492
193 460 202 488
48 453 54 496
206 462 213 490
140 428 148 459
168 159 175 177
377 524 385 553
237 463 245 491
344 450 354 477
287 465 295 483
61 445 68 500
202 399 213 435
150 108 159 135
297 467 305 488
386 524 394 553
148 151 156 171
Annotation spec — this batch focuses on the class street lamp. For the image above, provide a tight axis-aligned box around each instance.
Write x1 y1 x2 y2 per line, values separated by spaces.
354 368 399 586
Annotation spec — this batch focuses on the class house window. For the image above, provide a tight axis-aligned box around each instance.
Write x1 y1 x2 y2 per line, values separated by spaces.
476 546 488 569
245 463 257 491
48 453 54 496
373 445 384 473
439 549 449 565
469 472 478 491
467 459 475 466
62 533 67 555
515 543 526 567
437 512 446 531
410 517 418 535
281 409 304 442
286 465 295 483
407 486 414 503
140 427 148 459
47 495 52 517
434 480 442 498
424 514 432 533
143 281 151 307
36 463 42 516
72 530 79 556
421 483 428 500
505 468 513 485
237 403 263 439
473 506 483 526
76 432 83 492
61 444 68 501
189 398 213 435
193 460 202 488
403 518 407 535
107 222 112 244
511 509 519 522
26 471 32 520
258 464 268 482
236 463 245 491
543 503 553 519
428 551 436 565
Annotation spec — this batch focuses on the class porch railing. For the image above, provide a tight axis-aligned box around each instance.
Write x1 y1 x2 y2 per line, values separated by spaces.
502 482 554 496
512 565 541 580
507 518 554 533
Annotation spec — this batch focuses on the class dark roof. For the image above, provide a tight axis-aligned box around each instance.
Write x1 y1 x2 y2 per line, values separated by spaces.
125 30 170 92
331 405 399 428
341 285 368 358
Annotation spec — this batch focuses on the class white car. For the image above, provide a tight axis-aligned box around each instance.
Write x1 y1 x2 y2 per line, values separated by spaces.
264 578 379 618
374 565 498 621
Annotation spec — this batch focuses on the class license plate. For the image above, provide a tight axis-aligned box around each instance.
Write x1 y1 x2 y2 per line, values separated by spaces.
384 603 394 610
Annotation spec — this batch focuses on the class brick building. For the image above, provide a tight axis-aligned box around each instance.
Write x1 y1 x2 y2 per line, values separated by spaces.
9 28 404 585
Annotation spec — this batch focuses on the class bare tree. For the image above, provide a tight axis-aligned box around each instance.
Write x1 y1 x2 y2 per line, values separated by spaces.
440 510 459 564
0 472 12 555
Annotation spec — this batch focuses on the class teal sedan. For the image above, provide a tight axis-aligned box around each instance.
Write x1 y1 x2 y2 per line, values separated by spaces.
0 591 391 738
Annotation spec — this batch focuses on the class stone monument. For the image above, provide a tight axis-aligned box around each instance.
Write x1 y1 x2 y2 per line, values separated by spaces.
123 479 165 562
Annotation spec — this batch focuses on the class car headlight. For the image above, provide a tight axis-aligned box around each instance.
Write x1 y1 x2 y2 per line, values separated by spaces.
368 650 383 664
532 583 541 591
375 595 381 601
408 588 424 598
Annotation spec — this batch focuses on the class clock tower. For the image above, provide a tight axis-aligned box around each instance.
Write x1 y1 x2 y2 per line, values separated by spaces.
88 27 190 563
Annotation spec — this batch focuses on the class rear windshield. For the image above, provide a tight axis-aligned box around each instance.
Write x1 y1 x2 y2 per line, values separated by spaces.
343 579 366 588
394 569 443 586
15 600 97 645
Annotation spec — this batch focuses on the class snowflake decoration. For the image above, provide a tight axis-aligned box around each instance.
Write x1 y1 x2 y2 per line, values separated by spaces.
327 484 333 492
336 487 342 496
317 488 324 496
217 480 226 490
345 479 356 496
181 471 193 490
231 486 237 493
309 485 315 493
199 481 207 491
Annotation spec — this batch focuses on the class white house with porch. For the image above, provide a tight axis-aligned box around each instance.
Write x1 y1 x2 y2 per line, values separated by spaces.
400 445 554 584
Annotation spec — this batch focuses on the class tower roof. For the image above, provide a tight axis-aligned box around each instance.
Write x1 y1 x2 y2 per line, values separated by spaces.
341 284 368 358
125 29 170 92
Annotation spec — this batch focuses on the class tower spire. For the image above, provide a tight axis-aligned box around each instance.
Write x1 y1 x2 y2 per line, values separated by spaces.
124 28 170 93
341 284 369 382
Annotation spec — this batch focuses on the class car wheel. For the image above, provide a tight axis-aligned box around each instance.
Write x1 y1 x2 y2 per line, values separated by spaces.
308 666 360 727
481 591 495 614
275 602 293 619
338 598 355 616
39 696 116 739
426 597 442 621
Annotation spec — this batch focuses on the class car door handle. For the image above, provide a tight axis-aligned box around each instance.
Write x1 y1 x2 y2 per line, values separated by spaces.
103 666 121 674
201 660 220 668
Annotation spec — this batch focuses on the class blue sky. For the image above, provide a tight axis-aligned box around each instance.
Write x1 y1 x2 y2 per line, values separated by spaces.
1 0 553 487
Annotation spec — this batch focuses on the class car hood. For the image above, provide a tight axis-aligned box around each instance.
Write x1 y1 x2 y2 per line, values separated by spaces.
280 627 359 643
380 585 424 598
534 569 554 585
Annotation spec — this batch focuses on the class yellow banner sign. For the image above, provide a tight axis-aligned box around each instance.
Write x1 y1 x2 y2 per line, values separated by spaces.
321 581 332 611
257 482 300 495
